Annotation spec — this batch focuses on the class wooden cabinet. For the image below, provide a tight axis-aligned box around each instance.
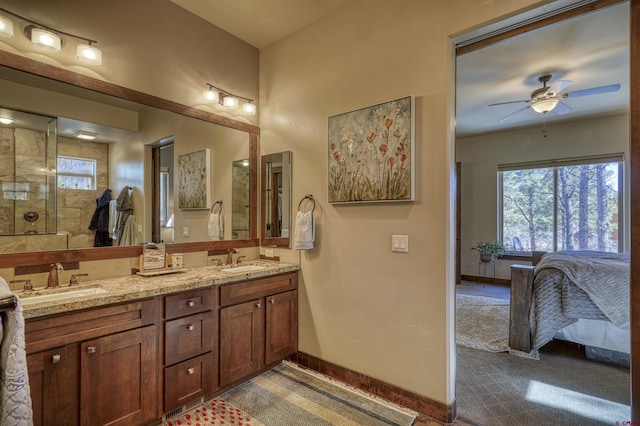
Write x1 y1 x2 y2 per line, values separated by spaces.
219 272 298 387
26 299 159 426
27 345 79 426
163 288 218 412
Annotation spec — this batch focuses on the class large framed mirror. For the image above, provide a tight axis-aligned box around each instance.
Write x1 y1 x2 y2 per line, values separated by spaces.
261 151 292 248
0 51 258 268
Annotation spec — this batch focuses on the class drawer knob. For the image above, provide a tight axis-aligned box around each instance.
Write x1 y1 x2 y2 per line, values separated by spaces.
270 299 275 304
187 367 195 375
256 302 261 308
52 354 61 364
186 300 195 307
87 346 97 354
187 324 195 331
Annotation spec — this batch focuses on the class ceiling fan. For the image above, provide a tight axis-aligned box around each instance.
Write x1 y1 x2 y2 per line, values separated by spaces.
488 74 621 122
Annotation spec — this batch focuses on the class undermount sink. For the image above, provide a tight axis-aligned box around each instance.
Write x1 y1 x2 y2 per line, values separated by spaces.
221 264 267 273
20 287 109 306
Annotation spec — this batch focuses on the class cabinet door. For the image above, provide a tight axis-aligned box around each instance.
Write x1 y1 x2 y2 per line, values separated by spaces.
219 299 264 386
265 290 298 365
27 345 80 426
80 325 158 426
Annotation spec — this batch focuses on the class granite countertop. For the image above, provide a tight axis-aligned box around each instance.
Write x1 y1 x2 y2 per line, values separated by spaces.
20 260 300 320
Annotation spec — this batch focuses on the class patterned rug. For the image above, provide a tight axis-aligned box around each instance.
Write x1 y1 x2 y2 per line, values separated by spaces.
456 293 510 352
164 362 417 425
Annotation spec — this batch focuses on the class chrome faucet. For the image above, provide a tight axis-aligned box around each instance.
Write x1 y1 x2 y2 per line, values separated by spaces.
225 248 238 265
47 263 64 288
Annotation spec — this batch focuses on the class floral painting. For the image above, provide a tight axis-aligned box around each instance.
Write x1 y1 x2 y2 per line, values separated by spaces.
178 149 211 209
328 96 414 203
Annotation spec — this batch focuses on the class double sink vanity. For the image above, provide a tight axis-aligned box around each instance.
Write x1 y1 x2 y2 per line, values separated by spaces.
21 261 299 426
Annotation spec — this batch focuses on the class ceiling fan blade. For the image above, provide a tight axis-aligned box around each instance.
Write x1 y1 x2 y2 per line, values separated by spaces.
563 84 621 98
488 99 529 107
498 106 529 122
546 80 572 96
553 101 573 116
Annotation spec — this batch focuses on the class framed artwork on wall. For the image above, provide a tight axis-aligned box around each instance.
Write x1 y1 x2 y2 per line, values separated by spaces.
177 148 211 209
328 96 415 204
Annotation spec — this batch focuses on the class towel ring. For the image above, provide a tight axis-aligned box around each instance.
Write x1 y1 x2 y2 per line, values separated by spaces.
210 200 223 214
297 195 315 213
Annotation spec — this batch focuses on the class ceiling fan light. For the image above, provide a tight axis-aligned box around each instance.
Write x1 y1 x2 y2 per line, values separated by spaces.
531 99 559 114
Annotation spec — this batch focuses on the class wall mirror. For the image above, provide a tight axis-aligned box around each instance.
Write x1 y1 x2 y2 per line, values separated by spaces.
261 151 292 248
0 53 258 267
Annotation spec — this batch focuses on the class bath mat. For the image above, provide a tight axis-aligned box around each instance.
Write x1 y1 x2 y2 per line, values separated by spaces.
165 362 417 425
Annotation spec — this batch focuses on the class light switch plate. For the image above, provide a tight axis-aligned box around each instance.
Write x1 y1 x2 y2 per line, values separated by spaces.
183 227 189 237
392 235 408 252
265 249 274 257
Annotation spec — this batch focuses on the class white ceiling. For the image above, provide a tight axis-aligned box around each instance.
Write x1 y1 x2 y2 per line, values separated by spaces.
456 3 629 138
169 0 354 49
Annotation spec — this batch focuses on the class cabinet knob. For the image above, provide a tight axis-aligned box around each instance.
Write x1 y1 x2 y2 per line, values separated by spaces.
87 346 97 354
186 300 195 307
270 299 275 304
52 354 61 364
187 324 195 331
187 367 195 375
256 302 261 308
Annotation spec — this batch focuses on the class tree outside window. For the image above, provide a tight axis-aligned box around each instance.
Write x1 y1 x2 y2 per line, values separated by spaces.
500 159 622 253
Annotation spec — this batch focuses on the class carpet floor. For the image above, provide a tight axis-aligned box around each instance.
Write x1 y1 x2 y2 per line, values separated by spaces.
456 294 510 352
164 362 417 426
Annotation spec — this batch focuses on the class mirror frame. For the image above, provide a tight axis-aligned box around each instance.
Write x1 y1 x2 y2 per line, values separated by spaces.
0 50 259 268
260 151 292 248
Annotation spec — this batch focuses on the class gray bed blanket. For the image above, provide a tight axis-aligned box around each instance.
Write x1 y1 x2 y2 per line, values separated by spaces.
530 251 629 349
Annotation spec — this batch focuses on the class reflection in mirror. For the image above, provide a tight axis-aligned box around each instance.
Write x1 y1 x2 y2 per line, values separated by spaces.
0 108 56 237
0 63 256 256
232 159 250 240
261 151 292 247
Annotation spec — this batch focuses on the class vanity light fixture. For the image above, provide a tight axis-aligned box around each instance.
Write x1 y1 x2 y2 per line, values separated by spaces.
74 131 98 140
0 14 14 37
204 83 256 115
26 25 62 52
0 7 102 64
0 117 14 125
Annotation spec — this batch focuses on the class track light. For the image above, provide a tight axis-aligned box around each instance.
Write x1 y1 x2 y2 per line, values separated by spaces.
242 101 256 115
0 14 14 37
26 25 62 52
76 43 102 65
204 83 256 115
0 7 102 65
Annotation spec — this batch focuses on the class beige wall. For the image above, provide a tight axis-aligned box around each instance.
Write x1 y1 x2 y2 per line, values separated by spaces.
457 113 630 279
259 0 543 404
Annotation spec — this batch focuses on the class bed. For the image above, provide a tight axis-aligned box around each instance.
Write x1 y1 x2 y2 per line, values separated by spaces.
509 250 630 364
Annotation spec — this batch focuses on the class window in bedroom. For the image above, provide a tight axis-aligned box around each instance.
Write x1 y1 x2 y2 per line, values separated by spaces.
499 155 623 253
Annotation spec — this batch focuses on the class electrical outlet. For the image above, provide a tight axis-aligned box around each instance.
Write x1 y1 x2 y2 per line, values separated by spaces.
183 227 189 237
137 224 142 233
265 249 274 258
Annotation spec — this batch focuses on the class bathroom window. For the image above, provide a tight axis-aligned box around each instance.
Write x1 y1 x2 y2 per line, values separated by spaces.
499 155 623 253
57 156 97 190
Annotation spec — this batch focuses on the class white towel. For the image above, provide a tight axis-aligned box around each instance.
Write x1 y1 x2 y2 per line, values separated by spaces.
294 211 314 250
208 212 224 241
0 277 33 425
108 199 118 239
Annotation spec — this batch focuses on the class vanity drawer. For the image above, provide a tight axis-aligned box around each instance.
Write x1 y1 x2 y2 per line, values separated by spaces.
164 352 216 412
26 299 158 354
165 288 215 320
220 272 297 307
165 312 214 365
